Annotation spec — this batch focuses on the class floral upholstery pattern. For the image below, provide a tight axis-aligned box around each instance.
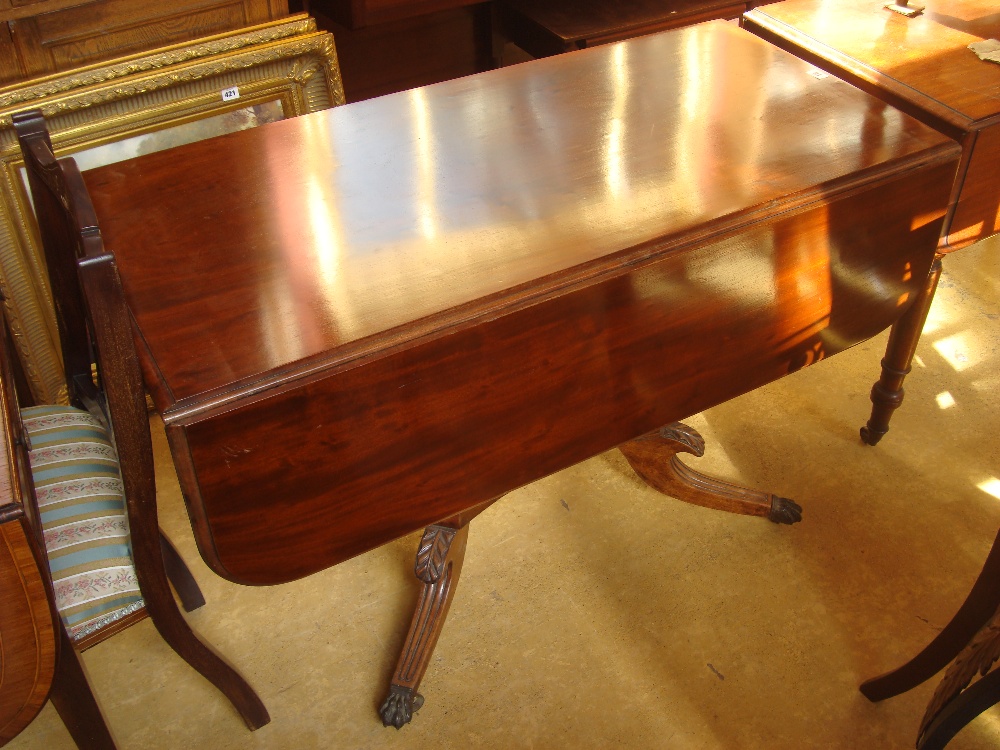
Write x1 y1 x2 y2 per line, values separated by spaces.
22 405 143 642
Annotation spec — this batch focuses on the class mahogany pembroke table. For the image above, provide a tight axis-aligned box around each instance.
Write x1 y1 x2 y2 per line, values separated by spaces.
76 22 960 726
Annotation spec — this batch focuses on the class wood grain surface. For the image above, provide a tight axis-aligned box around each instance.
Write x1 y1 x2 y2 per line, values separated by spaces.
0 324 55 744
743 1 1000 131
743 0 1000 251
0 516 56 744
83 22 960 584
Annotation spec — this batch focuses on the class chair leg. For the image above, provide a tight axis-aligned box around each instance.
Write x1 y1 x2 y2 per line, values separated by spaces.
861 255 943 446
49 624 118 750
140 584 270 730
159 530 205 612
130 502 269 729
861 529 1000 702
76 217 268 731
619 422 802 524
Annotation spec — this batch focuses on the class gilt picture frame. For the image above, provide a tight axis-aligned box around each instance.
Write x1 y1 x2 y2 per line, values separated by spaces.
0 17 345 403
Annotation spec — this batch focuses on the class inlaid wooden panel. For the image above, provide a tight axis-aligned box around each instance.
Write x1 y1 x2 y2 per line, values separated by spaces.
0 350 54 743
0 514 56 743
1 0 94 20
0 22 19 85
0 277 54 743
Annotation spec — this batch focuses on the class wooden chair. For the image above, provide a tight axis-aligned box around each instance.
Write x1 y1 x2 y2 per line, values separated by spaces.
11 109 269 740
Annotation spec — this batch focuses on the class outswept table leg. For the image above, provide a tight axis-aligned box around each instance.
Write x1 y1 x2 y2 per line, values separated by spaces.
861 529 1000 703
861 254 943 446
860 530 1000 749
918 665 1000 750
380 499 497 728
619 422 802 524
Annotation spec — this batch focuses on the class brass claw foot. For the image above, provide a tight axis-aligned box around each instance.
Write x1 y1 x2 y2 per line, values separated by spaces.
768 496 803 525
379 685 424 729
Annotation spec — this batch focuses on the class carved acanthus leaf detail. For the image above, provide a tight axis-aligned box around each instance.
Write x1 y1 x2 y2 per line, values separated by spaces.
659 422 706 457
414 527 456 584
920 605 1000 739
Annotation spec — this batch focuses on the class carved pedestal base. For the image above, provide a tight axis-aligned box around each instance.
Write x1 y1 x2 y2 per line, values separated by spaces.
380 500 498 729
381 420 801 731
619 423 802 524
380 523 467 728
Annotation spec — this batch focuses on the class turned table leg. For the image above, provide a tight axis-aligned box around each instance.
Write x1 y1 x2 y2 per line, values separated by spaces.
861 254 943 446
619 422 802 524
380 499 497 728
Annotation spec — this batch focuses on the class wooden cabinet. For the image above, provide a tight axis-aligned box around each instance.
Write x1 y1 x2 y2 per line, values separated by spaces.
497 0 748 58
0 0 289 85
312 0 479 29
309 0 492 102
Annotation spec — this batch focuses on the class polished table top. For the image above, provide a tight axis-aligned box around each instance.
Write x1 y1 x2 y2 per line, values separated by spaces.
743 0 1000 250
82 22 958 584
87 21 950 414
745 0 1000 130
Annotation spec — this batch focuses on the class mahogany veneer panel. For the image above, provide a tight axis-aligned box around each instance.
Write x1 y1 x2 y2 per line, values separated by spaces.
0 22 18 85
743 0 1000 251
84 22 959 584
0 517 54 743
0 362 54 743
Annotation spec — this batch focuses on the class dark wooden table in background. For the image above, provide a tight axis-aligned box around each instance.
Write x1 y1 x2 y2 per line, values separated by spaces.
743 0 1000 445
308 0 493 102
81 20 959 723
496 0 746 58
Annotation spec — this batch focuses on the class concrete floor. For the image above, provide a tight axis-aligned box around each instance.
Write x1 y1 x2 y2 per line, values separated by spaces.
8 235 1000 749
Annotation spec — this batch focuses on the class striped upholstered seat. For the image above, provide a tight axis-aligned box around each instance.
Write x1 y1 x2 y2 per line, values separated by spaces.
21 404 143 643
12 110 268 731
